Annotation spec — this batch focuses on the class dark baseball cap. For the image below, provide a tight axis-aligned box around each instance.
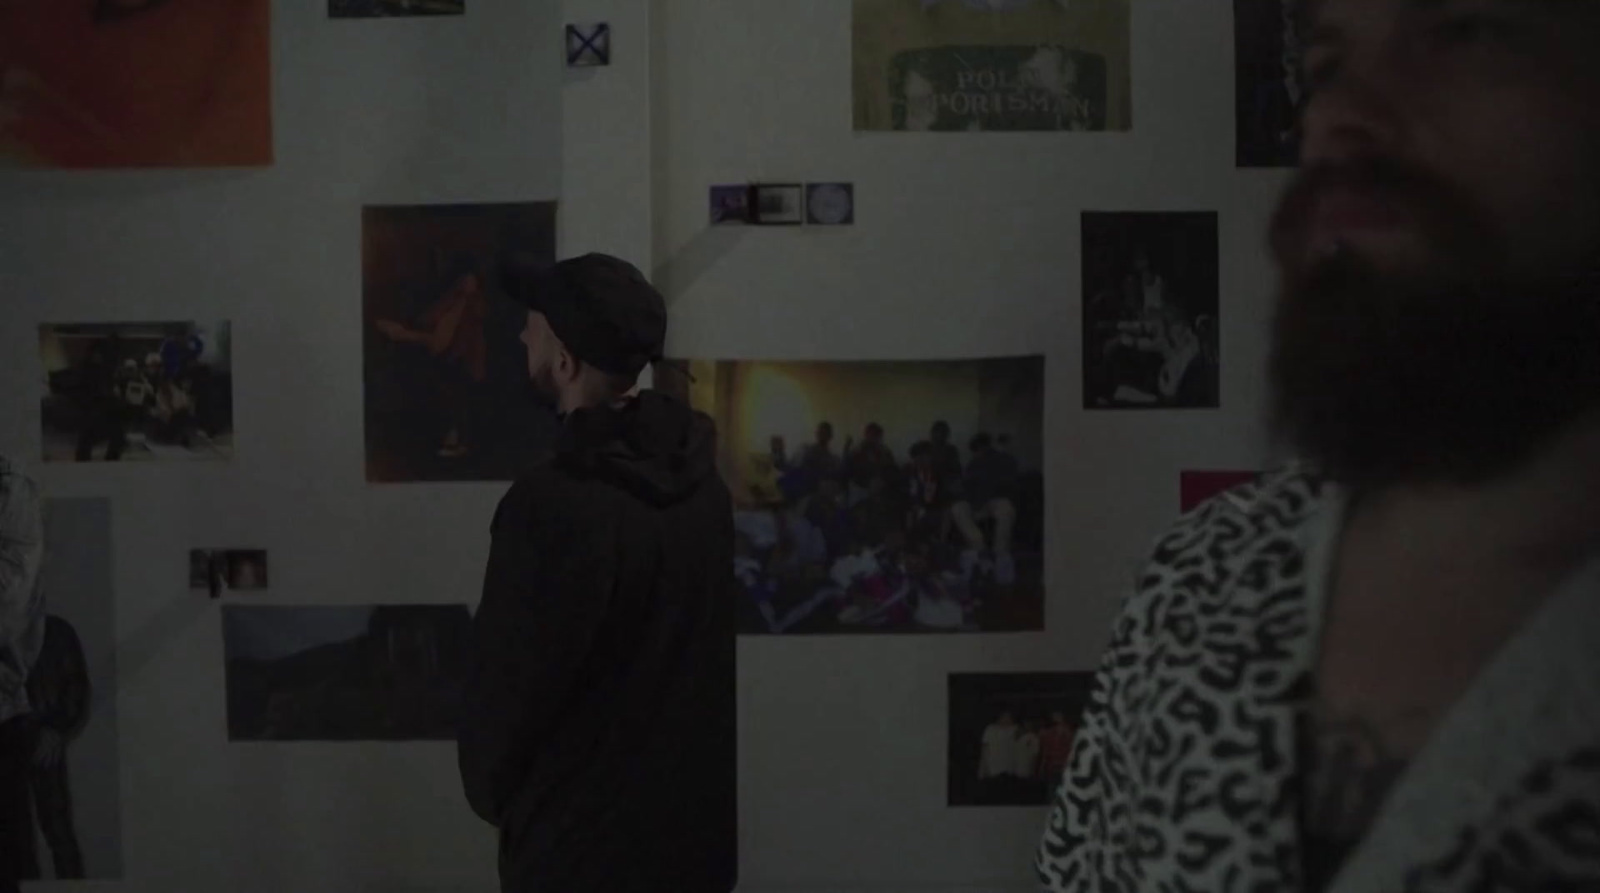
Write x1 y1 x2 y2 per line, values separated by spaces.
499 252 667 378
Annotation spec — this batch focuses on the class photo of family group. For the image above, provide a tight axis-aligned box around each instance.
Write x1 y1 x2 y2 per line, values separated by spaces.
362 202 560 483
947 672 1092 807
1082 212 1220 410
660 355 1046 635
39 322 235 463
189 549 270 599
222 605 471 741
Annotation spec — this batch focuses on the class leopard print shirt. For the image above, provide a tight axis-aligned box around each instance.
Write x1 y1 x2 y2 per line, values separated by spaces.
1035 467 1600 892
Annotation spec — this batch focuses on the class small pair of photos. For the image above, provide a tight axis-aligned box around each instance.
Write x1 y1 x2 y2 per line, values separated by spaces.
710 183 855 226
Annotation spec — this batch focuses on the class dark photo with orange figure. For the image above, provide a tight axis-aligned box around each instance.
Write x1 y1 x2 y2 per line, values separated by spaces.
0 0 272 168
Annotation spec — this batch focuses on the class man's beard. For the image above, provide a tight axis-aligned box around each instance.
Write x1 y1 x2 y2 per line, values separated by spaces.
1267 158 1600 491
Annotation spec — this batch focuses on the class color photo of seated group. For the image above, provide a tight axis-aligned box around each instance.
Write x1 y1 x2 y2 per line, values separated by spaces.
662 355 1046 635
38 322 235 463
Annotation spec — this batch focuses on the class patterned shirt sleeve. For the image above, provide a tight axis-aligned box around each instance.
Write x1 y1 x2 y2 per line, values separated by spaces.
0 461 46 725
1036 595 1143 892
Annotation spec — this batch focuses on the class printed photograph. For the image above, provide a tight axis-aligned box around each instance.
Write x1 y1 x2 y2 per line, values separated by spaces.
39 322 234 463
948 672 1093 807
1235 0 1304 167
0 0 271 167
222 605 472 742
330 0 463 17
751 185 804 225
189 549 269 599
853 0 1131 132
363 202 561 483
11 498 124 879
659 356 1047 635
710 185 751 225
806 183 856 226
1180 470 1259 513
1082 212 1220 410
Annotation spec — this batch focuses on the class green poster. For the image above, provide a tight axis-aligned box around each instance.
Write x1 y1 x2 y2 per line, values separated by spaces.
853 0 1132 132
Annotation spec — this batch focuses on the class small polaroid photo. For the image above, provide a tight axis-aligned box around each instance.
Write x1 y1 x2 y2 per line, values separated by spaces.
567 23 611 67
709 185 751 225
190 548 269 599
805 183 855 225
750 184 805 226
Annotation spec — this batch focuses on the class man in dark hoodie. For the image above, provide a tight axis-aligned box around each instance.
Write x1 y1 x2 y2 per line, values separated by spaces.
457 253 738 893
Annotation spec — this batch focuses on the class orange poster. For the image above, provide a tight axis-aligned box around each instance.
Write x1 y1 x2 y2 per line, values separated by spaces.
0 0 272 168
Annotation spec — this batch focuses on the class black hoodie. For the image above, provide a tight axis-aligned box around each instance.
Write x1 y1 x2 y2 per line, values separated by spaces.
458 391 737 893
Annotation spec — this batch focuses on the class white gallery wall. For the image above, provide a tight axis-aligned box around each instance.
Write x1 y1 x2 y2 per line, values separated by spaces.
0 0 1292 891
657 2 1288 891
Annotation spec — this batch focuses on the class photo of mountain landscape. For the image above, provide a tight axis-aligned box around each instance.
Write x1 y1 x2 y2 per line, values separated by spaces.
222 604 471 742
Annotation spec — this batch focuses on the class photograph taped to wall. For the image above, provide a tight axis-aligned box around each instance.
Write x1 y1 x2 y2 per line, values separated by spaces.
189 549 269 599
1235 0 1305 167
1180 470 1259 513
13 499 124 880
751 185 804 225
709 185 751 225
806 183 856 226
948 672 1092 807
1082 212 1220 410
39 322 234 463
852 0 1131 132
330 0 463 17
660 355 1046 635
363 202 561 483
222 605 471 741
0 0 270 167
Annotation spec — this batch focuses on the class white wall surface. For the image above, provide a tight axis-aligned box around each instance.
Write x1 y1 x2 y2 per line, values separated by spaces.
654 2 1287 890
0 0 1293 890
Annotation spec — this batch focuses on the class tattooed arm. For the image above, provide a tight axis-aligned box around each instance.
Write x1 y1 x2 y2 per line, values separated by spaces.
1299 708 1422 891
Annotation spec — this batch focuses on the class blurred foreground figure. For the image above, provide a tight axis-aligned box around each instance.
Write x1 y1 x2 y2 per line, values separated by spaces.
0 458 45 892
1038 1 1600 890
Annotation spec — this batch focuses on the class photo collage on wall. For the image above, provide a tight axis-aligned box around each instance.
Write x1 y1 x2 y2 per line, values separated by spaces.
6 1 1313 875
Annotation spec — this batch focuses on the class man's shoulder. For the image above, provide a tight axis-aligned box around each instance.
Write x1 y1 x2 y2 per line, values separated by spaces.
494 461 581 530
1136 464 1329 600
1166 464 1326 542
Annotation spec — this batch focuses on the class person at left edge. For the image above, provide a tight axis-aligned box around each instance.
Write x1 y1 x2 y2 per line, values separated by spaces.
456 252 738 893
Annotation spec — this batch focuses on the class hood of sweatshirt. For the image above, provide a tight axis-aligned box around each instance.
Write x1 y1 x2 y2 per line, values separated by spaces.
558 390 719 507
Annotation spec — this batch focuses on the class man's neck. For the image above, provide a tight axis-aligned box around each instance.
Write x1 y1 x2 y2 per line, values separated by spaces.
1350 411 1600 579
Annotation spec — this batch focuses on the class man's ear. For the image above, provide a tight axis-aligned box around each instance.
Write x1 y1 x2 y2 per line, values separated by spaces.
557 343 581 382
